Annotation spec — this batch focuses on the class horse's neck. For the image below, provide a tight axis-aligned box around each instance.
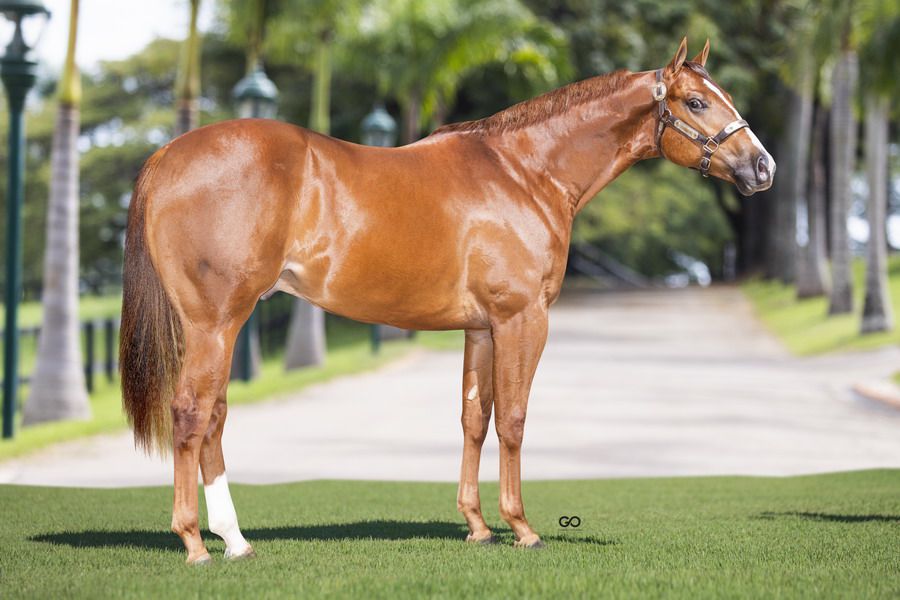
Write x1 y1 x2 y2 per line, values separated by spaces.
494 71 659 218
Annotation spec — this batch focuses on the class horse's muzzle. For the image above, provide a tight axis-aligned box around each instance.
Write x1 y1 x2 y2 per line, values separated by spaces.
735 152 775 196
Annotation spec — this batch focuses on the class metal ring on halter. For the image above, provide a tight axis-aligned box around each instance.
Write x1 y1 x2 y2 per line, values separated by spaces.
653 69 749 177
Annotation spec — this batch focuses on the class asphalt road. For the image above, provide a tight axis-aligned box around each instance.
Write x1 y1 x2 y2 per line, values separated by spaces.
2 286 899 487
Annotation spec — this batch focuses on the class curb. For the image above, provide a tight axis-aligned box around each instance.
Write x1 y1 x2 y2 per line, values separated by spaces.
852 380 900 411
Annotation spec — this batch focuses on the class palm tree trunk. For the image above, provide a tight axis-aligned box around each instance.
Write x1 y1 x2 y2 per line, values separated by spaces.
24 0 89 425
827 49 858 315
283 26 332 371
402 90 422 145
23 102 90 424
787 45 817 292
798 105 831 298
860 94 892 333
174 0 201 137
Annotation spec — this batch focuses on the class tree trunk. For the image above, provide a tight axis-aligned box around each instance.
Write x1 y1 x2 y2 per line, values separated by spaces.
175 99 198 137
860 94 892 333
402 90 422 145
23 104 91 425
774 112 799 283
284 299 326 369
787 45 816 291
827 49 858 315
797 105 831 298
763 136 790 281
174 0 201 137
309 30 332 136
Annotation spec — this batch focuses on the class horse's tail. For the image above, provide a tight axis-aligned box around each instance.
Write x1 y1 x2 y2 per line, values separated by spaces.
119 147 183 456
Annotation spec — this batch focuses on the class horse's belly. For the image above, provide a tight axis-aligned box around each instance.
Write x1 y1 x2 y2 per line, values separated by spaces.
272 258 485 330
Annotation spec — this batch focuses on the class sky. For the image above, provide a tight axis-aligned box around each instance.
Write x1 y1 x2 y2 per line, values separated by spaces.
36 0 218 70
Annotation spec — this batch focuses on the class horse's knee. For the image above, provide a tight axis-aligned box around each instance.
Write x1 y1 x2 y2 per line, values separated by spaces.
461 413 489 445
495 406 526 450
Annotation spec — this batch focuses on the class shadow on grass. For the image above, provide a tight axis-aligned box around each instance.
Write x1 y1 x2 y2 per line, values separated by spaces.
758 512 900 523
30 520 614 552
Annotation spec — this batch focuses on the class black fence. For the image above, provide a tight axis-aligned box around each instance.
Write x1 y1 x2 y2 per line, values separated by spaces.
3 318 121 394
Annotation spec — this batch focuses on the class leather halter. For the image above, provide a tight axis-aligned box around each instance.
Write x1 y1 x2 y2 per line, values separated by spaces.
652 69 748 177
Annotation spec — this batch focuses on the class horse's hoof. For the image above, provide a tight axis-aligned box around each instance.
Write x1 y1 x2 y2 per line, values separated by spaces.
187 553 212 566
466 533 498 545
225 545 256 561
513 536 545 549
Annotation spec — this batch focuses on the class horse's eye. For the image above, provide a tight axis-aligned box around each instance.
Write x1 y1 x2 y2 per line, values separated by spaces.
687 98 705 112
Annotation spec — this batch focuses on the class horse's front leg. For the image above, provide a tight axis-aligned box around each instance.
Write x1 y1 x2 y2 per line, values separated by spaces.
457 329 495 543
491 306 548 548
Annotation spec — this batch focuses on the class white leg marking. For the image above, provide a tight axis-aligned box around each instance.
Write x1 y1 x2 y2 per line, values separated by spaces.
466 384 479 401
204 474 252 558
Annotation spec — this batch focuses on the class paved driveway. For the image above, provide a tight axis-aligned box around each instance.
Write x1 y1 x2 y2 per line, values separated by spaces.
2 286 899 487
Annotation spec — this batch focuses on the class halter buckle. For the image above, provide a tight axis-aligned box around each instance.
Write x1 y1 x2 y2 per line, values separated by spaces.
699 156 712 176
651 81 667 101
702 139 719 154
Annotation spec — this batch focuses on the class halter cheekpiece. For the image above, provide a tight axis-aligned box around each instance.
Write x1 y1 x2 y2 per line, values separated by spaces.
653 69 748 177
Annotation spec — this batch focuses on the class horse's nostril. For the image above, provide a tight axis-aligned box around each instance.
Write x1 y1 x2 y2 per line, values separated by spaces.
756 155 770 183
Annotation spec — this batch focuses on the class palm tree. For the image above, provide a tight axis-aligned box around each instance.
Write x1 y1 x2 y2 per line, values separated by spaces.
858 1 899 333
23 0 91 425
826 15 858 315
860 94 892 332
797 104 831 298
787 34 822 295
174 0 202 137
355 0 570 143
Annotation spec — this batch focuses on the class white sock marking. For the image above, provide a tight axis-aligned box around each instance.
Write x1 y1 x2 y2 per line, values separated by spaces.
204 474 251 557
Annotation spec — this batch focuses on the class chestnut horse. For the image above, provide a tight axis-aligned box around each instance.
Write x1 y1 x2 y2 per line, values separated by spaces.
120 38 774 563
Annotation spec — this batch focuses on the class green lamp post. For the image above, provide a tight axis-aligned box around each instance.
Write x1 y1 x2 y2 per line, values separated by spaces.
1 0 50 439
230 63 277 382
360 105 398 354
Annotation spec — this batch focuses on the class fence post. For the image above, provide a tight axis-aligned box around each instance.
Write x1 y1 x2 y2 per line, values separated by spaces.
370 324 382 354
84 321 95 394
104 319 115 382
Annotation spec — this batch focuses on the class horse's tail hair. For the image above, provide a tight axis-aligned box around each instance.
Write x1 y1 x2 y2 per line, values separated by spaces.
119 147 183 456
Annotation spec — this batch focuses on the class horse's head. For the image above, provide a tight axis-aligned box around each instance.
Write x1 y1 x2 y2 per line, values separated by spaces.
653 38 775 196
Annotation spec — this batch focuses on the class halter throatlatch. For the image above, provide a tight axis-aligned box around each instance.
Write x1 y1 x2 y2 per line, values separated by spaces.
653 69 748 177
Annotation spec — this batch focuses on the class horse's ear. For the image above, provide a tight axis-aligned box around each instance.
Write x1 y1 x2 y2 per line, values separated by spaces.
692 38 710 67
667 36 688 75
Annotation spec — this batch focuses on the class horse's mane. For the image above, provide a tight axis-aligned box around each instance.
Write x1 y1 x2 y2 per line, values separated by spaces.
431 69 631 137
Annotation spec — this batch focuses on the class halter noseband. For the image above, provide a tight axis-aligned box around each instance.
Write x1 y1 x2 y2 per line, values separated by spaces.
653 69 748 177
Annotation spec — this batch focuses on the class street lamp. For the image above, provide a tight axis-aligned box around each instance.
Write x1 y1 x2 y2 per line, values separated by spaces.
233 62 278 119
361 104 397 148
360 105 400 353
1 0 49 439
230 62 277 382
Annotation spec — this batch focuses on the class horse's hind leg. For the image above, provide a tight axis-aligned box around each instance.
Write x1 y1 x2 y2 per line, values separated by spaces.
170 324 238 564
457 329 495 543
199 390 254 559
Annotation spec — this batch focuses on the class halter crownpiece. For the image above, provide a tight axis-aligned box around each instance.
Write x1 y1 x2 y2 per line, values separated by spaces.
653 69 748 177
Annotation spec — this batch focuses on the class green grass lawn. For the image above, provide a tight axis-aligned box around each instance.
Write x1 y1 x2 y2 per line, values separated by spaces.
742 257 900 355
1 470 898 598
